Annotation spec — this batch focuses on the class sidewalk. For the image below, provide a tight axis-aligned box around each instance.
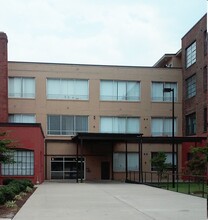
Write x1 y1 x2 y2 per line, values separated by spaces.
12 182 206 220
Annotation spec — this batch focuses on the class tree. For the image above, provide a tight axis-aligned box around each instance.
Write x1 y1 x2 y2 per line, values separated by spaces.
151 152 168 181
185 146 208 176
0 132 15 164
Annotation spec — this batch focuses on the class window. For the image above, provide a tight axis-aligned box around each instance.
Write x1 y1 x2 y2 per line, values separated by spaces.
204 108 207 132
47 78 88 100
151 152 176 171
151 117 177 136
47 115 88 135
186 113 196 135
8 77 35 98
113 153 139 172
9 114 36 123
203 66 207 91
100 117 140 133
186 74 196 99
151 82 177 102
2 150 34 176
100 80 140 101
186 41 196 68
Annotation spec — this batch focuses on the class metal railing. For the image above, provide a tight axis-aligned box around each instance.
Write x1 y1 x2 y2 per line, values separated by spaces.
127 171 208 198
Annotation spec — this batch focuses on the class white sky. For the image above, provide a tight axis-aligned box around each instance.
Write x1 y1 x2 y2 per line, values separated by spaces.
0 0 207 66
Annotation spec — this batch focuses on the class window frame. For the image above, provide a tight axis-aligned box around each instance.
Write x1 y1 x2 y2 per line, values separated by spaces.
186 41 196 68
185 112 196 136
100 116 140 134
151 82 178 102
8 77 35 99
9 114 36 123
113 152 139 172
100 80 140 102
151 117 177 136
46 78 89 100
151 152 176 171
1 150 34 176
47 115 88 136
186 74 196 99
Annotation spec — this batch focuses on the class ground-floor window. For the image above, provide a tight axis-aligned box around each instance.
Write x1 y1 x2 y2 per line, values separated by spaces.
113 153 139 172
151 152 176 171
51 157 85 180
1 150 34 176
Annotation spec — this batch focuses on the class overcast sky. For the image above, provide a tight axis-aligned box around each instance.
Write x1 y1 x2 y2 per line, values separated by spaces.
0 0 207 66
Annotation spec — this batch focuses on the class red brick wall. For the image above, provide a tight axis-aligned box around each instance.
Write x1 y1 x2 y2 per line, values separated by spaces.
0 123 45 184
0 32 8 122
182 14 207 136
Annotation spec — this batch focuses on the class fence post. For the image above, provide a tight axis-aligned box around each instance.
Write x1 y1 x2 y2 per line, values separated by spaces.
188 175 191 195
167 173 169 190
202 176 205 198
176 173 178 192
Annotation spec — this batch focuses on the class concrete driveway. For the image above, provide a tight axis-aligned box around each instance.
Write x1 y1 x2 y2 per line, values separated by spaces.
13 182 206 220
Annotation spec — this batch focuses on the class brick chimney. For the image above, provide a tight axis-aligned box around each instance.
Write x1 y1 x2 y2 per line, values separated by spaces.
0 32 8 122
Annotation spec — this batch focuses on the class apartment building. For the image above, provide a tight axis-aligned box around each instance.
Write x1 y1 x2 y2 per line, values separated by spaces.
154 14 207 170
0 14 206 183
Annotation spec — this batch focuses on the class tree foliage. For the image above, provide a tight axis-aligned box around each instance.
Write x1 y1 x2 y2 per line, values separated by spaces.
185 146 208 176
0 132 15 164
151 152 168 180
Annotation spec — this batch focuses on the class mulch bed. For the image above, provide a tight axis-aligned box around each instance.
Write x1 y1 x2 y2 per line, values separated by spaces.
0 188 36 219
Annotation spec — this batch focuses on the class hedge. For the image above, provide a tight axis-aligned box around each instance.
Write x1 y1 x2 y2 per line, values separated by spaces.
0 179 34 205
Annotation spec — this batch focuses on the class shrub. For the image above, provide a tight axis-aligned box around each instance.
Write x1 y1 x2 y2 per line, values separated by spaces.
25 186 33 193
0 191 6 205
1 186 15 201
14 194 22 200
3 178 14 185
5 200 17 208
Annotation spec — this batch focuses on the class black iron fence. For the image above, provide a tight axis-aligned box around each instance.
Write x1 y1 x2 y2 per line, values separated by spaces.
127 171 208 198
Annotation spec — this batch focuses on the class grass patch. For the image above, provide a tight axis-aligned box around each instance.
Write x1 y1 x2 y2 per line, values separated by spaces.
153 182 208 198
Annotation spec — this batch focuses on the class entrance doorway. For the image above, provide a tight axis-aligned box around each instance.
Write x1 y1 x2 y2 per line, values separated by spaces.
101 161 110 180
51 157 85 180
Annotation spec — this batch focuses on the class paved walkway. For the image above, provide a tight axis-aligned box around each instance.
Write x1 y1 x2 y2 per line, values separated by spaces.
11 182 206 220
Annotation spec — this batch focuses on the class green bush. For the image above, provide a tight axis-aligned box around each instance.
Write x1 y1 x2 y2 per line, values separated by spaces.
3 178 14 185
1 186 15 201
0 191 6 205
0 179 34 205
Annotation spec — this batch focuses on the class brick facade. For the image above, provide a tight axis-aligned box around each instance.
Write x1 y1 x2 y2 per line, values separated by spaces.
0 32 8 122
182 14 207 136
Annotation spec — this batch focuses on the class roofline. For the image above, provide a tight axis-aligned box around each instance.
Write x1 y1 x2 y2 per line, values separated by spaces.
182 13 207 40
0 122 45 138
8 60 182 70
153 49 182 67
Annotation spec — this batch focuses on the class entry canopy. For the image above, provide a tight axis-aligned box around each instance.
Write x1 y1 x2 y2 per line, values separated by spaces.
72 132 206 144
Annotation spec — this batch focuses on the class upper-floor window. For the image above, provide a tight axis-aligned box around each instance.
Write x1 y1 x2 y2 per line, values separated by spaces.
151 82 177 102
9 114 36 123
186 41 196 68
151 117 177 136
100 116 140 133
186 74 196 99
47 115 88 135
100 80 140 101
8 77 35 98
186 112 196 136
47 78 88 100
